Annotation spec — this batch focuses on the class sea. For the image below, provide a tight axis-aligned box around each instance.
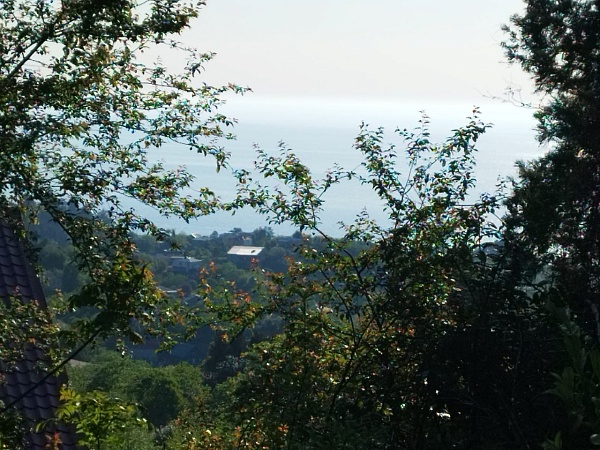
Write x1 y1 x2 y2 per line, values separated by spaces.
136 97 544 237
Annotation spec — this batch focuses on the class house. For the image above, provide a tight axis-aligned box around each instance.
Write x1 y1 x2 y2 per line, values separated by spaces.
227 245 263 269
169 256 202 274
0 220 78 449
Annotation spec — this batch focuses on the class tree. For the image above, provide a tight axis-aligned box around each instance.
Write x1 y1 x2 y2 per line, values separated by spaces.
0 0 244 356
503 0 600 339
202 113 558 448
68 350 208 431
503 1 600 447
0 0 245 440
54 388 150 450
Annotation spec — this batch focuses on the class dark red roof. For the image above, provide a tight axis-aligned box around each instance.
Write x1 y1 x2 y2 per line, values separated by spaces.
0 220 78 449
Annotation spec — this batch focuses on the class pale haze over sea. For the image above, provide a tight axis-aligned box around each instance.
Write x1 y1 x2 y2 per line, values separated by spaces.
127 0 543 237
139 97 542 237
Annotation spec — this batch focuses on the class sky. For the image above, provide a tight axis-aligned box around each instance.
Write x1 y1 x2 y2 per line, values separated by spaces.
175 0 536 104
142 0 543 235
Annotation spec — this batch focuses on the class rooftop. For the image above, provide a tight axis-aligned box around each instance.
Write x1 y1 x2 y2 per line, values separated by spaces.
227 246 264 257
0 219 78 449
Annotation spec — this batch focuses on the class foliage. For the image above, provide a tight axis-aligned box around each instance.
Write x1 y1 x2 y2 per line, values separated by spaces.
68 350 204 428
503 0 600 446
503 0 600 337
0 404 24 449
541 303 600 449
0 295 60 368
198 112 560 448
162 380 237 450
502 0 600 148
131 370 185 427
53 387 149 450
66 349 244 449
0 0 246 356
0 0 247 439
4 1 600 448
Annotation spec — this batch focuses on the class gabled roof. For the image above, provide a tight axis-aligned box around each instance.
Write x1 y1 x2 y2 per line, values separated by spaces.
0 220 78 449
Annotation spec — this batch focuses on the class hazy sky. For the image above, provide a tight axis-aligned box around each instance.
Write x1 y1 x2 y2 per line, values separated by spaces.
176 0 534 104
144 1 542 234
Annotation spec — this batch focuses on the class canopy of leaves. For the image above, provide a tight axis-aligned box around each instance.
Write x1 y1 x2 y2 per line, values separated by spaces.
503 1 600 447
503 0 600 338
195 113 560 448
0 0 245 349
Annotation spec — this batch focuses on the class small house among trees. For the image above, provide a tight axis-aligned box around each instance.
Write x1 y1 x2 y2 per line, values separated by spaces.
227 246 263 269
170 256 203 274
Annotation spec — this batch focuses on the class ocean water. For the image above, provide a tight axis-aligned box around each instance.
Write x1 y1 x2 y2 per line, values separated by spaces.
138 97 543 237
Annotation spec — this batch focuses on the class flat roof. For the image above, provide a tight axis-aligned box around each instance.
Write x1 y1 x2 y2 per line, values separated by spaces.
227 246 263 256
